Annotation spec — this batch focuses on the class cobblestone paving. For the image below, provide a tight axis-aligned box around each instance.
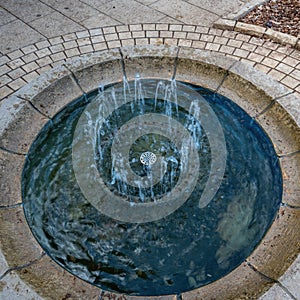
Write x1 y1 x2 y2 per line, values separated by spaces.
0 0 299 299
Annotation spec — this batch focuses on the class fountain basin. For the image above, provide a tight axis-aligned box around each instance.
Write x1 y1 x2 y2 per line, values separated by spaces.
0 45 299 299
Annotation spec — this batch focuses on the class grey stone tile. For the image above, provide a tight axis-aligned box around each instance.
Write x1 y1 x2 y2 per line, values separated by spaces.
187 0 245 16
150 0 219 25
279 254 300 300
0 20 44 54
29 11 84 38
0 0 55 22
135 0 159 5
39 0 105 23
98 0 166 23
0 249 8 275
79 0 113 8
0 271 43 300
80 14 120 29
0 7 16 26
259 284 293 300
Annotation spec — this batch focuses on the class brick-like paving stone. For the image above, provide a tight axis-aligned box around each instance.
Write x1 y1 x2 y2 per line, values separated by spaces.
0 24 299 101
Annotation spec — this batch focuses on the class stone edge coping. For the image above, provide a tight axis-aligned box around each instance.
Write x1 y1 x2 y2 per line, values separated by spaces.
214 19 300 50
0 45 300 300
217 0 300 49
1 23 300 103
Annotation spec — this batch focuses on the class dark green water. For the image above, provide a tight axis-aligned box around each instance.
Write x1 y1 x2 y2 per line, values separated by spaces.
22 80 282 296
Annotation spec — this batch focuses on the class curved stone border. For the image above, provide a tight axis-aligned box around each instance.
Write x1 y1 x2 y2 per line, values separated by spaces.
0 45 300 299
214 0 300 50
214 19 300 50
0 23 300 103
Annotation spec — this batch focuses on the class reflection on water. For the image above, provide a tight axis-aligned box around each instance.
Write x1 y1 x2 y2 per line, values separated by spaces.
22 80 282 296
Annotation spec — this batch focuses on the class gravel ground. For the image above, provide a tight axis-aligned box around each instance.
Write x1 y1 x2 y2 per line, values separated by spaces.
240 0 300 37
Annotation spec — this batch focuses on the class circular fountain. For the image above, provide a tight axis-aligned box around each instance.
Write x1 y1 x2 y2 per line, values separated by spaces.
1 45 299 299
22 77 281 295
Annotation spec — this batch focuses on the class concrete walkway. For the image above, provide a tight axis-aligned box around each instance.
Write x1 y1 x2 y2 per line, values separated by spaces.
0 0 252 54
0 0 299 299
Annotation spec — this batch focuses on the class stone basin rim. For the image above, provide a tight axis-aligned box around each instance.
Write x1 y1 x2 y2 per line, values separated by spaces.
0 45 299 300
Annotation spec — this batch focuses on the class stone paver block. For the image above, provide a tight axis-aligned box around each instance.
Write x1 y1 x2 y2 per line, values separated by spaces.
279 153 300 207
35 48 51 58
0 207 43 268
0 95 48 153
0 271 43 300
281 75 300 89
176 47 237 91
121 45 179 81
22 71 40 83
247 206 300 279
178 39 192 47
65 48 80 58
182 262 273 300
249 36 265 46
21 45 38 55
290 69 300 81
79 44 94 54
15 65 82 118
0 86 13 100
65 49 123 93
35 40 51 50
269 50 287 62
29 11 84 38
235 22 266 37
205 43 221 51
262 57 279 68
0 56 9 67
255 46 272 56
150 0 219 26
259 283 294 300
279 254 300 300
264 29 298 47
220 45 235 54
248 52 264 63
8 78 26 91
7 50 23 61
0 75 11 88
0 65 11 78
0 20 44 54
255 63 271 74
276 62 294 74
16 255 100 300
268 69 285 82
256 101 300 155
213 18 236 31
0 151 24 207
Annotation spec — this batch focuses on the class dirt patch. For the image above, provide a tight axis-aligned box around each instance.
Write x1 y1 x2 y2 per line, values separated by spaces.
240 0 300 37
